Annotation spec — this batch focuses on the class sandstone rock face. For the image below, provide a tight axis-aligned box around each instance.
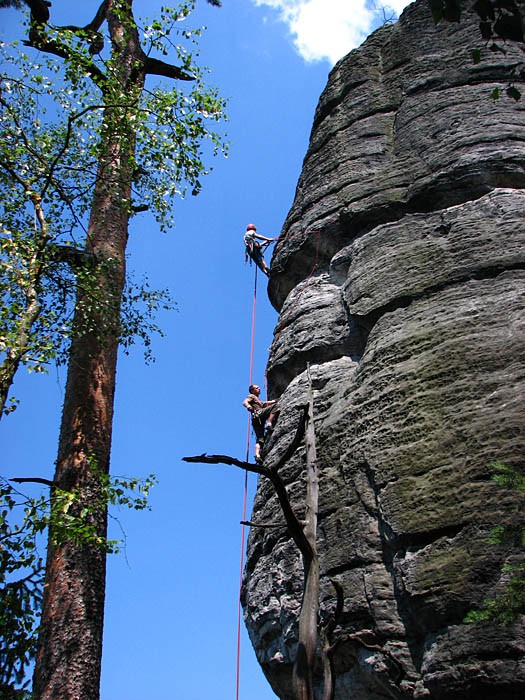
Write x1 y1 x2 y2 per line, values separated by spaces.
242 2 525 698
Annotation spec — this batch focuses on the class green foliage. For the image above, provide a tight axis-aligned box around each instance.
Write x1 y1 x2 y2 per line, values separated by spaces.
491 460 525 493
136 3 228 230
0 470 157 695
120 276 176 363
489 81 522 101
0 1 24 9
429 0 525 42
0 2 227 412
428 0 462 24
0 483 43 699
471 46 482 62
465 462 525 625
0 44 93 396
506 84 522 100
464 562 525 624
429 0 525 100
473 0 524 43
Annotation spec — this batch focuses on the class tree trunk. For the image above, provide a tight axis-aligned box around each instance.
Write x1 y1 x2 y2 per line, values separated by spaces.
0 194 48 418
0 291 40 417
32 3 144 699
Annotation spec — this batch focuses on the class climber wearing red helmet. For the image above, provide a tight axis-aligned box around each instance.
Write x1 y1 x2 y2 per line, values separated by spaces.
243 223 275 277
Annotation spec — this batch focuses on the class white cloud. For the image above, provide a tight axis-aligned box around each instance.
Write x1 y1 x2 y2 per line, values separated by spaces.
383 0 413 14
252 0 412 65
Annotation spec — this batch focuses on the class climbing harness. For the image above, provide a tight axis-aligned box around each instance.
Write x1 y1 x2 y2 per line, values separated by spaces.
244 235 273 271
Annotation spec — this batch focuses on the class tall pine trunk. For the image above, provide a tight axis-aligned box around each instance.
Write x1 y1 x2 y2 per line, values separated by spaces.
33 4 145 698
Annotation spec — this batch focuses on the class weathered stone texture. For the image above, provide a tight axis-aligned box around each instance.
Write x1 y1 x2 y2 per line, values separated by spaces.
242 1 525 698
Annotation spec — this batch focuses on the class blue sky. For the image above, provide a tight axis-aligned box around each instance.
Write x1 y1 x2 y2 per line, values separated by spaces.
0 1 408 698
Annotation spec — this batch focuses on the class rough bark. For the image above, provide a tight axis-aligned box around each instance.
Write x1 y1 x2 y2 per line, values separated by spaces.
32 3 144 699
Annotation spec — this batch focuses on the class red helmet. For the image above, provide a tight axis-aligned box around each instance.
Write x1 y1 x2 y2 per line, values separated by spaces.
246 223 257 231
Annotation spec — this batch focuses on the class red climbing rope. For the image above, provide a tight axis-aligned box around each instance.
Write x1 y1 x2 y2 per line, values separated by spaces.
234 228 320 699
248 267 258 399
236 265 258 700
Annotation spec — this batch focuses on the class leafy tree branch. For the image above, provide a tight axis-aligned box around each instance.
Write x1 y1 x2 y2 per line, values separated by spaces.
0 469 156 697
429 0 525 98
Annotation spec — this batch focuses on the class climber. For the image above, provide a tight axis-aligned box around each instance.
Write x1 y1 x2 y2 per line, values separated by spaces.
243 384 279 464
244 223 274 277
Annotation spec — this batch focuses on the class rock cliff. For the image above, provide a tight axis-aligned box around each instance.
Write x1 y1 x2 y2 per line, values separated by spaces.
242 2 525 698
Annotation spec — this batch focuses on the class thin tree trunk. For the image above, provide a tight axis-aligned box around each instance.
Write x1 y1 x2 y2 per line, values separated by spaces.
0 194 48 418
0 292 39 416
32 3 144 698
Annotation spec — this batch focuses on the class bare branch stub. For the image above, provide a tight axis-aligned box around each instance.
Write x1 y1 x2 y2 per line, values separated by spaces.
143 57 193 82
182 453 268 477
10 476 54 487
240 520 287 530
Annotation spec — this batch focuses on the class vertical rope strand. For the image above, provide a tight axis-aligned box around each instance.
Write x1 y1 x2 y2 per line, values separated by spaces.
236 266 258 700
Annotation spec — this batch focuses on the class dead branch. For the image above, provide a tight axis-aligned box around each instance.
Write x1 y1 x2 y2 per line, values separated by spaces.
184 404 311 559
240 520 287 529
321 579 345 700
184 369 338 700
182 450 310 555
323 578 345 650
10 476 54 487
182 453 268 476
